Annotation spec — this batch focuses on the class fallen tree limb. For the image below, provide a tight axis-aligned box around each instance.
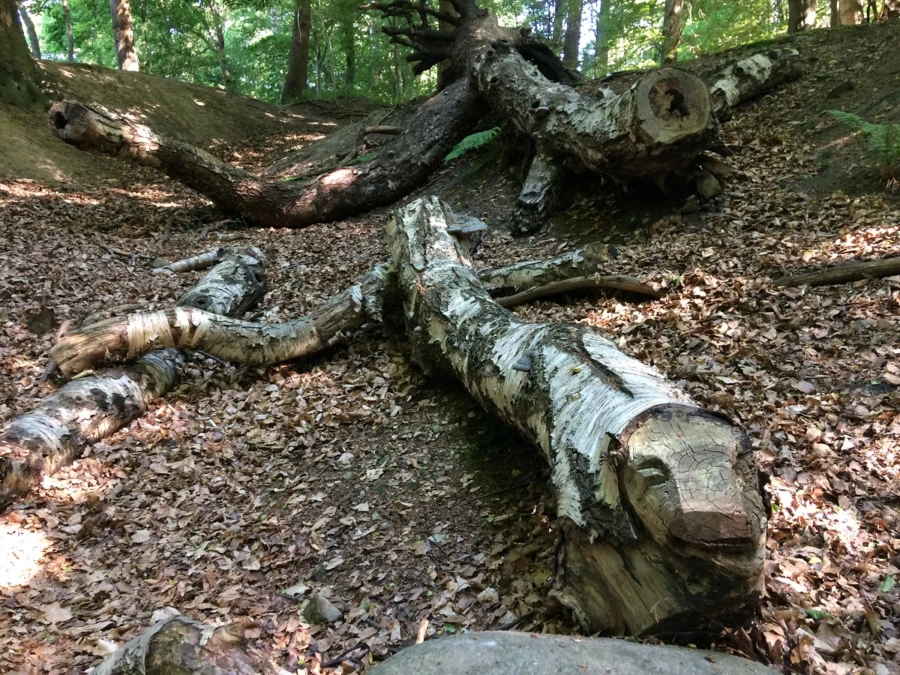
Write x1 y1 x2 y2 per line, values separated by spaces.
0 251 266 509
151 247 226 274
772 255 900 287
49 244 652 377
49 81 484 229
708 47 801 121
387 196 766 634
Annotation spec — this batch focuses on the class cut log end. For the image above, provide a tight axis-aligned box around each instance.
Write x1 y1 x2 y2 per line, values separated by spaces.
636 68 713 146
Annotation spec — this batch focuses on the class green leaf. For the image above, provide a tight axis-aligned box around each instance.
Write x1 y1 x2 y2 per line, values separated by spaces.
879 574 895 593
346 152 377 166
444 127 501 162
803 608 832 620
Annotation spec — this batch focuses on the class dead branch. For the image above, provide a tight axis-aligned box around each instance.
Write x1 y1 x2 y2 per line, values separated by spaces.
772 255 900 287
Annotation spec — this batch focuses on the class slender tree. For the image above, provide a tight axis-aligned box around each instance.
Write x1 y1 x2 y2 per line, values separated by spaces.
551 0 565 52
561 0 582 68
281 0 311 102
661 0 684 63
205 0 234 89
17 0 39 58
110 0 139 70
61 0 74 60
594 0 610 73
788 0 817 30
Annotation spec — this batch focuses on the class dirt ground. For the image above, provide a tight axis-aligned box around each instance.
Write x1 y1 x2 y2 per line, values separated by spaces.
2 19 900 675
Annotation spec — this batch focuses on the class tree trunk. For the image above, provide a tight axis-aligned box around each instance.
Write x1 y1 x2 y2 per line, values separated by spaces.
708 47 801 120
788 0 817 31
49 78 484 228
62 0 74 61
594 0 610 74
17 0 39 58
884 0 900 19
0 0 44 106
110 0 139 71
0 251 266 509
386 196 766 635
660 0 684 64
511 149 564 235
830 0 840 25
561 0 582 69
205 0 234 90
281 0 311 102
837 0 864 23
342 15 355 93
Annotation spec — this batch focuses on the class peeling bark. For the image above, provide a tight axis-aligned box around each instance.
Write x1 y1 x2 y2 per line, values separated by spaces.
0 252 266 509
708 48 801 120
48 80 485 228
386 196 766 634
511 150 564 235
93 616 283 675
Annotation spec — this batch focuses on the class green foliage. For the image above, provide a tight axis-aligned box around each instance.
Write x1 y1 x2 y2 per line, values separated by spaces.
827 110 900 180
444 127 501 162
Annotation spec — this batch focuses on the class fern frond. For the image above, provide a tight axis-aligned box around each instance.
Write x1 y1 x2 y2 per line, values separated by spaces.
445 127 501 162
827 110 900 180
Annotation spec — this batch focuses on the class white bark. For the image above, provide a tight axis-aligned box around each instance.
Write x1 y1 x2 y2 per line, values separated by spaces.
387 196 766 634
709 48 801 120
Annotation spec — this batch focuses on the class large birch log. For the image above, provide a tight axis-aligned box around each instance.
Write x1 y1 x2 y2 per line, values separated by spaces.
0 250 266 509
386 196 766 635
48 80 484 228
708 47 801 121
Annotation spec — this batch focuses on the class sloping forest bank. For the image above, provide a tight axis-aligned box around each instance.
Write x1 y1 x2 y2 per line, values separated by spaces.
2 18 900 675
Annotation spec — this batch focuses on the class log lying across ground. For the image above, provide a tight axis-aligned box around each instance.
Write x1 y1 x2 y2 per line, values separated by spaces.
387 197 766 634
708 47 801 120
48 248 658 378
773 254 900 287
0 250 266 509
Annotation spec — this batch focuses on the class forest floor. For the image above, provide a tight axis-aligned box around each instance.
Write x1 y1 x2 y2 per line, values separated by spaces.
2 19 900 675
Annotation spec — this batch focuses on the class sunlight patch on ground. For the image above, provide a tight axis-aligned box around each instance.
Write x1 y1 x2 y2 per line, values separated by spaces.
0 523 50 590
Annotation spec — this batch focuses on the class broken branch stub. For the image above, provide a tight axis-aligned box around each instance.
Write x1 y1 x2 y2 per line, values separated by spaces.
387 196 766 635
0 251 267 510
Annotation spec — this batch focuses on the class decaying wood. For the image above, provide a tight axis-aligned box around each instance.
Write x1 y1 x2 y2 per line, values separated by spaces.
151 247 226 274
0 251 267 509
511 150 563 235
50 264 393 377
387 196 766 634
49 245 652 377
708 47 801 120
773 255 900 287
48 82 484 228
92 616 284 675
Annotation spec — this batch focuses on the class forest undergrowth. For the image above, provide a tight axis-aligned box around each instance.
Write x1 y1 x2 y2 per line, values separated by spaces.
1 21 900 675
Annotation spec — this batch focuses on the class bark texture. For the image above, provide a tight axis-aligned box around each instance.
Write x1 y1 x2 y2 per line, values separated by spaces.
0 251 266 510
48 80 484 228
708 48 801 120
561 0 582 69
788 0 817 31
837 0 864 23
386 196 766 634
474 42 715 177
93 616 281 675
62 0 74 61
110 0 139 71
17 1 39 58
511 150 564 235
661 0 685 63
282 0 312 102
0 0 44 106
773 255 900 287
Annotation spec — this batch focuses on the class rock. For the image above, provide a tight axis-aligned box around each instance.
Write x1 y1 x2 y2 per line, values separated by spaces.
681 194 700 214
370 632 774 675
303 594 343 624
696 171 722 199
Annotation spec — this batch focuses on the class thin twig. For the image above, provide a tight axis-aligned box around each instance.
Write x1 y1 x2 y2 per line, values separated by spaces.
159 211 176 247
416 618 428 644
320 642 369 668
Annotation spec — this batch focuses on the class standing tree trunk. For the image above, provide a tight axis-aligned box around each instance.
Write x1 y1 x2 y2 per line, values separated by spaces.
206 0 234 90
883 0 900 18
837 0 863 23
281 0 311 103
551 0 565 53
830 0 840 25
660 0 684 63
594 0 610 74
561 0 582 69
0 0 44 106
110 0 139 71
17 0 39 58
387 196 767 634
788 0 817 30
341 14 355 93
61 0 74 61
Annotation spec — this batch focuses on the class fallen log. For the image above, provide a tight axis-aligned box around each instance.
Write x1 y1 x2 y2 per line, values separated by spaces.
48 81 485 229
387 196 766 634
0 250 266 509
92 615 284 675
48 246 654 377
772 255 900 287
708 47 801 121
